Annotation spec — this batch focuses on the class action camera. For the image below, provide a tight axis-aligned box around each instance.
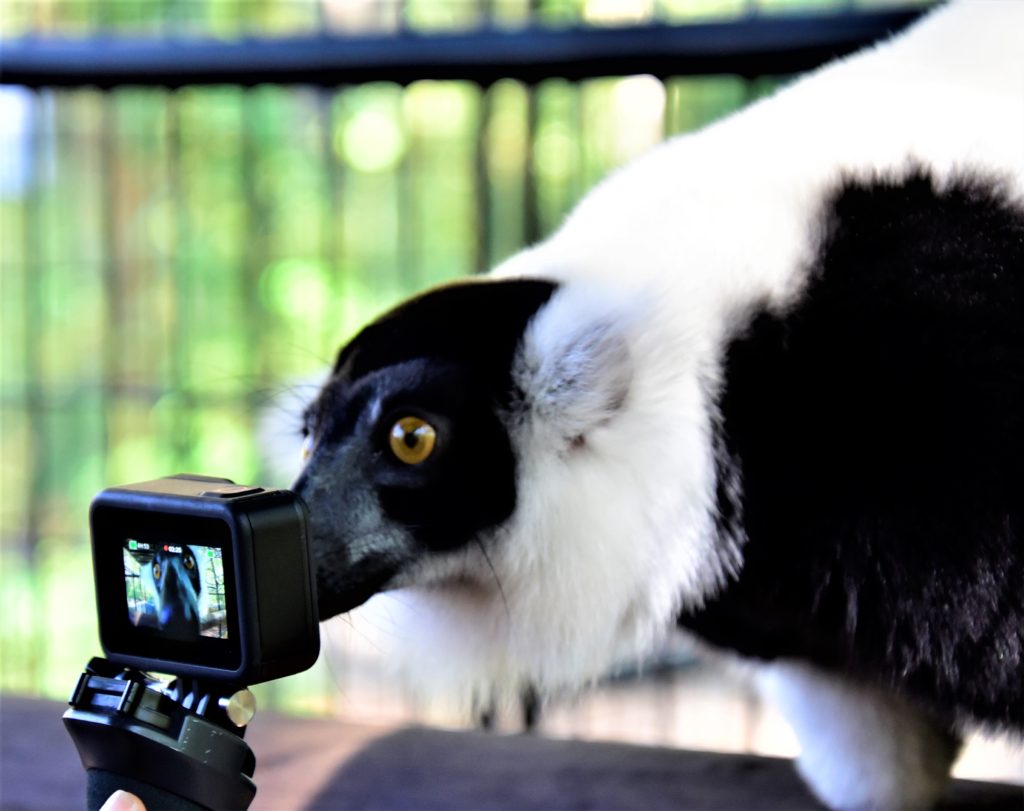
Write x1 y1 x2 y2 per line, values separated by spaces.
66 474 321 810
89 474 319 684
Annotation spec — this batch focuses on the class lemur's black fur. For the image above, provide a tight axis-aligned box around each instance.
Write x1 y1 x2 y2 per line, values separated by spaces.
683 170 1024 729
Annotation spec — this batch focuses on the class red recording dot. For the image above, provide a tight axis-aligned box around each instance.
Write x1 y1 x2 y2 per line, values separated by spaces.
163 545 168 551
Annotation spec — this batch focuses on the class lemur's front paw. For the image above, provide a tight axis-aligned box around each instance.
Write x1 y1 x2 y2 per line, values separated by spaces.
760 662 960 810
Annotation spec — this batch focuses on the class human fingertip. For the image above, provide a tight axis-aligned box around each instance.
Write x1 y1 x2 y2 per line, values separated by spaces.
100 789 147 811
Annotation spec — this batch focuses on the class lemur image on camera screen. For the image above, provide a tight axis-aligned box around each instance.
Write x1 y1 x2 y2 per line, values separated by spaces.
294 3 1022 809
123 541 229 641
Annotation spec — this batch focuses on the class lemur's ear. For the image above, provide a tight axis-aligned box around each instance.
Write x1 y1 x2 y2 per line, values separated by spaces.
514 287 633 443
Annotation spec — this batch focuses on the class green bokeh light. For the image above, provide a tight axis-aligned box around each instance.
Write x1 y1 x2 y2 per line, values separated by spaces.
336 106 407 173
259 258 334 324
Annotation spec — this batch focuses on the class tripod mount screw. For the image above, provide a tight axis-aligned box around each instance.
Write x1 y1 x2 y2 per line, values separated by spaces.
221 689 257 728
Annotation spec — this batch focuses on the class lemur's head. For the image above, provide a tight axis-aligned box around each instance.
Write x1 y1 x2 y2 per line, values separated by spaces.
295 274 726 694
139 546 204 640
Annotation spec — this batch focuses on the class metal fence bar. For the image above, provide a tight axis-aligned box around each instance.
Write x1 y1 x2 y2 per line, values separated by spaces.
0 8 926 89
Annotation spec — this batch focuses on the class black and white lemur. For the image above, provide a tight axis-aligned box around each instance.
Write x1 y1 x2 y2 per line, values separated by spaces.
130 547 206 641
293 3 1023 807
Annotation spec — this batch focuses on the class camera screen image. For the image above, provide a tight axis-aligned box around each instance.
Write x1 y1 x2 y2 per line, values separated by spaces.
123 539 229 642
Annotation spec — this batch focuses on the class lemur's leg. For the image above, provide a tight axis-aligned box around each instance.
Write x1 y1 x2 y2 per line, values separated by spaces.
757 661 961 810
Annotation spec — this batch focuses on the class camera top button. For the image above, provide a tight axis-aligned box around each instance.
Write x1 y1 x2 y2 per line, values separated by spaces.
200 485 265 498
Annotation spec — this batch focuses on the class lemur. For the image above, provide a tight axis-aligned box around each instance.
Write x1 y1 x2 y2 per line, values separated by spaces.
295 4 1023 807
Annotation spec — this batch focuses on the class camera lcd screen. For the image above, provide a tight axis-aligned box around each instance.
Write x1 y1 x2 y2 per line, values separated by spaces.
122 540 229 642
94 507 242 672
92 478 320 682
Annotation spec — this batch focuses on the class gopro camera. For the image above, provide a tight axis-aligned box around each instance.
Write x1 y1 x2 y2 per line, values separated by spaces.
89 474 319 683
66 474 320 811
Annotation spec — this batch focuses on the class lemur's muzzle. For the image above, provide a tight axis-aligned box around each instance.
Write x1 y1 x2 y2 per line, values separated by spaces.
293 465 405 620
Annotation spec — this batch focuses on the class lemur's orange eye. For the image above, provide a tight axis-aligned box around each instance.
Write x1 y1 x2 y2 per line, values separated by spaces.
301 434 314 461
389 417 437 465
153 563 162 580
184 555 195 570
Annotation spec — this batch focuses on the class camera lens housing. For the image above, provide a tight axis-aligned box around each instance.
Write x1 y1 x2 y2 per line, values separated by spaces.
90 474 319 684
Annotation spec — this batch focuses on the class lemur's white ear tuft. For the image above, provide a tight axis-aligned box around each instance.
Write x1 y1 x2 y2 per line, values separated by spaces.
514 286 633 443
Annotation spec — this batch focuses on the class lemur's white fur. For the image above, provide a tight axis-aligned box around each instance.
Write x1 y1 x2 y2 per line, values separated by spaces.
364 0 1024 692
340 3 1022 803
758 662 960 810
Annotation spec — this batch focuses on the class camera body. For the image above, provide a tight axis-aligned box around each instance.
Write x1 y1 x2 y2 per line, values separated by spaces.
90 474 319 684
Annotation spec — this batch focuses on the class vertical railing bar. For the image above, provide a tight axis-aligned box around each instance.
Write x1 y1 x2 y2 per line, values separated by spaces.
21 85 46 689
663 77 679 139
318 86 344 359
238 33 262 468
570 72 584 214
396 0 419 294
99 75 122 490
568 0 586 219
239 28 271 490
741 0 762 113
240 89 262 454
397 112 419 292
476 83 494 272
96 92 118 464
523 0 541 247
165 0 191 470
315 2 344 361
473 0 495 273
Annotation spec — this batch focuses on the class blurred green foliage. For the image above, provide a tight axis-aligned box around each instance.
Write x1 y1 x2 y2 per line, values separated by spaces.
0 0 929 709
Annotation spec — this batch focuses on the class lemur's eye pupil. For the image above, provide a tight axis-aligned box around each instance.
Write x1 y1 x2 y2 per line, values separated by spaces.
153 564 161 580
389 417 437 465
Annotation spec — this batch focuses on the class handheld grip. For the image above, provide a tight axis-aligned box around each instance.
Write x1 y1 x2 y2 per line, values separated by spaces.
66 664 257 811
87 769 211 811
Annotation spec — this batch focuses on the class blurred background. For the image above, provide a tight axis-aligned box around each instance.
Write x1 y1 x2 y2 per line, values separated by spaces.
1 0 1019 787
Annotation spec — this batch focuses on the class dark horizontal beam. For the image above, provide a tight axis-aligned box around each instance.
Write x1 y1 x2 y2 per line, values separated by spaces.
0 7 928 89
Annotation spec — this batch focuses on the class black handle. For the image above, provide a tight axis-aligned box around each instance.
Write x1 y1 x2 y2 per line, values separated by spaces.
87 769 211 811
66 664 257 811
